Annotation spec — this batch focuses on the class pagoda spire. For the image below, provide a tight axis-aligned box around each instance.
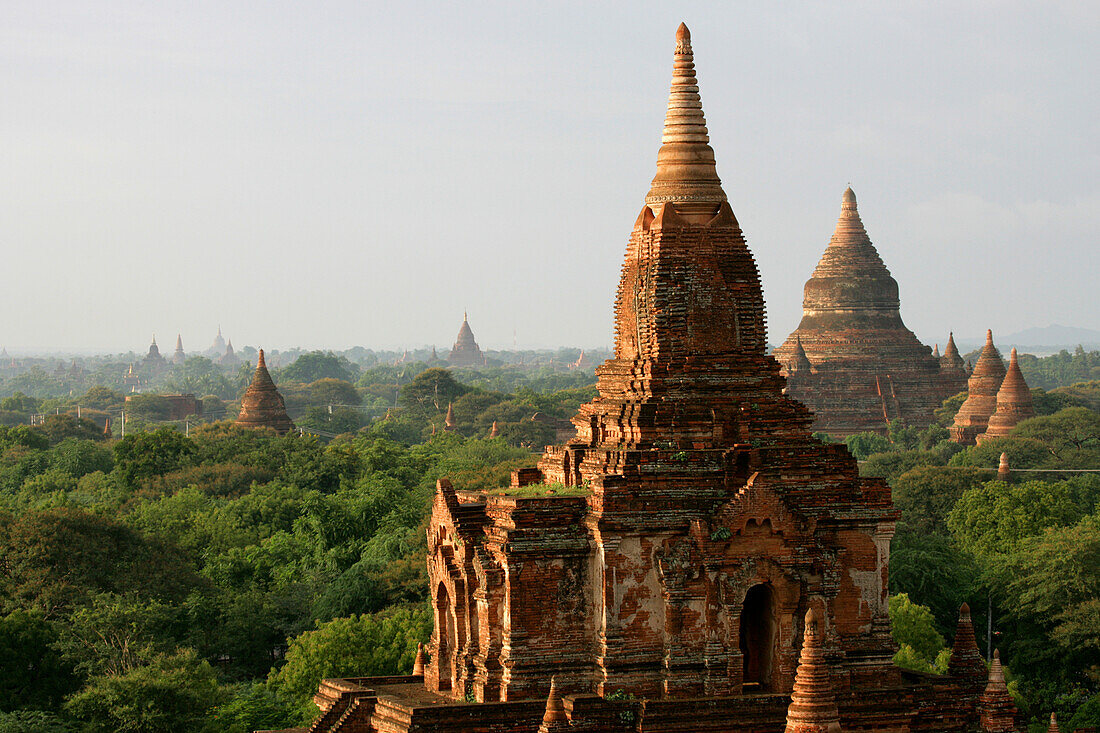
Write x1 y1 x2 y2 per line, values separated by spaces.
645 22 726 213
1047 712 1060 733
412 643 426 676
784 607 842 733
998 452 1011 481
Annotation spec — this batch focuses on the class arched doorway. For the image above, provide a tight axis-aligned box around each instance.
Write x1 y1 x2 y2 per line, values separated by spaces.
435 583 452 690
739 583 777 690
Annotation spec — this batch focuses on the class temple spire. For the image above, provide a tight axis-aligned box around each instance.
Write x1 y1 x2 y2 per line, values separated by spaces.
1047 712 1060 733
645 22 726 211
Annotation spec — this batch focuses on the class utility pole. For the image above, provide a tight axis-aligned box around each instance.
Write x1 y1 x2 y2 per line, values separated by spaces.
987 593 993 661
121 410 126 438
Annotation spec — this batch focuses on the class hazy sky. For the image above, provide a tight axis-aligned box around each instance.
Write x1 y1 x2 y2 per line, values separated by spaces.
2 1 1097 353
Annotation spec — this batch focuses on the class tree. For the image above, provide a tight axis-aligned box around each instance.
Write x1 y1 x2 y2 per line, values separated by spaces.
80 386 123 411
0 710 78 733
113 428 197 488
0 610 78 713
35 414 104 445
308 379 361 408
888 594 950 674
844 431 892 460
949 478 1096 565
859 450 941 483
51 438 114 479
269 605 431 712
1010 407 1100 466
399 368 468 415
935 392 968 427
279 352 356 384
64 649 224 733
0 507 203 616
892 466 986 534
890 528 978 634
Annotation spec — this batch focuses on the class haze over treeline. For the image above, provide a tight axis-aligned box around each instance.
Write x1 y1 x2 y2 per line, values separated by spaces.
1 2 1096 350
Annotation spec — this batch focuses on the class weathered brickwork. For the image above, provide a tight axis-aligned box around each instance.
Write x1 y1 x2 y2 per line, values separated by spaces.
772 189 967 438
301 23 1022 733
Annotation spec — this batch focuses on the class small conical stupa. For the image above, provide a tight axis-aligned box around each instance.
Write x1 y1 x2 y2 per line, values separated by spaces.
173 334 186 364
784 608 842 733
997 452 1011 482
448 312 485 366
489 420 499 439
951 330 1007 445
979 348 1034 442
787 336 813 374
443 403 457 432
948 603 987 682
537 676 569 733
978 650 1019 732
235 349 295 435
1047 712 1060 733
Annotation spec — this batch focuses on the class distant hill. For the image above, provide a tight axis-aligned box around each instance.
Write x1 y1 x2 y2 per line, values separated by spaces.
1003 324 1100 347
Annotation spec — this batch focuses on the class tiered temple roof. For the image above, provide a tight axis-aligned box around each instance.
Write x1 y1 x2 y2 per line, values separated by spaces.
979 347 1034 442
950 330 1007 445
772 190 966 436
235 349 294 435
447 313 485 366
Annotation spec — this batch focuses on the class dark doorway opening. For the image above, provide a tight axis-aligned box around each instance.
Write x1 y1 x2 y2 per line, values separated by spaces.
436 583 452 690
740 583 776 690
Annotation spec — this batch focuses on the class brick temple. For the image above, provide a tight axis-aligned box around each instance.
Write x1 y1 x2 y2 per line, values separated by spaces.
236 349 295 435
771 189 967 438
303 24 1020 733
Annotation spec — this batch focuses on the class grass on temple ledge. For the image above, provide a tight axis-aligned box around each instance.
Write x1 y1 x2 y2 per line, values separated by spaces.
491 481 591 498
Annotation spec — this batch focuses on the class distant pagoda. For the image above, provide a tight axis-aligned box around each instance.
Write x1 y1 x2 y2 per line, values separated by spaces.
173 334 186 364
235 349 294 435
219 339 240 366
772 188 967 437
950 330 1007 444
447 312 485 366
207 326 226 357
143 334 166 371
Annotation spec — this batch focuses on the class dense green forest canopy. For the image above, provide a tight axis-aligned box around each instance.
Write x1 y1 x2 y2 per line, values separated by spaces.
0 352 1097 732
